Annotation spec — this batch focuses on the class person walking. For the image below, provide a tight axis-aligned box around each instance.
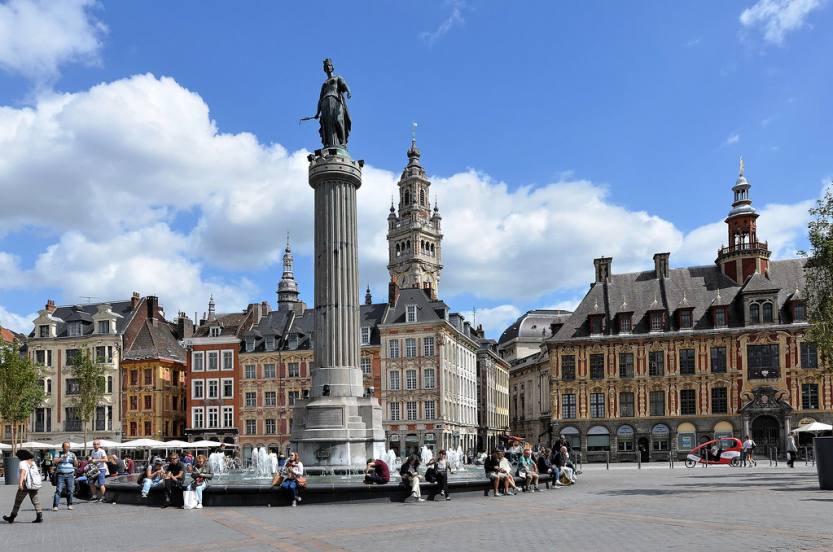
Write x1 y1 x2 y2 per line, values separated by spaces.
3 449 44 523
89 440 109 502
52 442 77 511
742 435 757 467
786 433 798 468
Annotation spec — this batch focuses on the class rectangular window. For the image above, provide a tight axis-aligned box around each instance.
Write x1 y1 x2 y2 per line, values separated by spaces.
221 378 233 399
711 387 728 414
97 320 110 334
619 352 634 378
222 350 233 370
679 348 696 375
802 383 819 410
710 347 727 373
361 327 370 345
679 310 693 329
650 312 664 332
65 378 80 395
263 363 276 379
794 302 807 321
561 393 576 419
590 354 605 380
65 349 80 366
67 322 83 337
714 308 727 327
144 421 152 435
130 395 138 410
406 305 417 323
619 392 634 417
589 316 603 335
649 391 665 416
207 407 219 428
388 339 400 358
406 401 417 420
35 350 46 365
192 352 204 371
423 368 435 389
405 338 417 358
801 343 819 369
244 364 256 379
204 379 217 399
288 362 300 378
360 357 372 375
561 355 576 381
264 391 277 407
389 370 401 391
590 393 605 418
39 325 49 338
680 389 697 415
265 419 276 434
143 368 153 385
207 351 219 371
265 336 274 351
405 369 417 390
246 419 257 435
619 315 632 333
143 396 152 410
649 351 664 377
424 400 436 419
245 392 256 407
423 336 435 356
287 390 299 404
222 406 234 428
389 402 400 421
748 344 780 379
192 380 204 399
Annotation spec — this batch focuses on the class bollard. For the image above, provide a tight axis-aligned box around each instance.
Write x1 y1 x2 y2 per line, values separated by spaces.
638 452 641 470
606 451 610 470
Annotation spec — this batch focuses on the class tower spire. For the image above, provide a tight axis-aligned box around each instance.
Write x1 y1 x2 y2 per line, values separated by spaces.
277 234 301 311
365 284 372 305
207 294 216 321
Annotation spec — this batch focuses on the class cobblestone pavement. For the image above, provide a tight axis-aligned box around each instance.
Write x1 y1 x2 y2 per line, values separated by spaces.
0 464 830 552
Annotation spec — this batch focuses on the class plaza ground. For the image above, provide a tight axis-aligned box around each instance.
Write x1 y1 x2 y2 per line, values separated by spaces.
0 463 829 551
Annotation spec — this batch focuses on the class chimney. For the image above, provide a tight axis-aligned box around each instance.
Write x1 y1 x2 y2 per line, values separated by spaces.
146 296 159 320
388 277 399 307
130 291 141 310
248 303 262 325
260 301 270 316
594 257 612 284
176 312 194 339
45 299 57 314
653 252 670 279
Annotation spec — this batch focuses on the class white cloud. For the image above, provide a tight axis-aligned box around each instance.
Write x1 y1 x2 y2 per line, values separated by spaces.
724 133 741 146
740 0 827 45
419 0 465 46
459 304 522 335
685 37 702 47
0 303 36 334
0 0 105 85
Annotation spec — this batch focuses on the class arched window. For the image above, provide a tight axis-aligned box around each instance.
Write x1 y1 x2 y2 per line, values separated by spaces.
406 240 411 251
749 303 760 324
396 243 401 256
419 188 426 206
404 190 410 205
430 243 435 256
762 302 774 323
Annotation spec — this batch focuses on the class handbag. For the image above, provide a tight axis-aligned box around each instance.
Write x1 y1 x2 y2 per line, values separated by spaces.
271 473 284 487
295 476 308 488
424 467 437 483
182 490 197 510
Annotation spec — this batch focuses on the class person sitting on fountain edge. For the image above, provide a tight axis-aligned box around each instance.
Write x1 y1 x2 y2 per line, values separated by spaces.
364 458 390 485
426 450 450 501
280 452 305 507
139 458 165 498
161 453 185 508
399 455 425 502
484 450 510 497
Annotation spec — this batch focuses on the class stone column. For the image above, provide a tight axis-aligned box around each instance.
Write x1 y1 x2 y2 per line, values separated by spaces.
309 148 364 398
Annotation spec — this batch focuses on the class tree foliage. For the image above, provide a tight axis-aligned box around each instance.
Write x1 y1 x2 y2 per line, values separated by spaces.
70 349 107 454
0 343 45 452
804 185 833 370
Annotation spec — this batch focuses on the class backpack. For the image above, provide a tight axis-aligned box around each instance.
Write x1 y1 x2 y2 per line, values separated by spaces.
26 463 43 490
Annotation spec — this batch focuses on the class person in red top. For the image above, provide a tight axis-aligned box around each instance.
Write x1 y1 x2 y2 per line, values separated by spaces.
363 458 390 484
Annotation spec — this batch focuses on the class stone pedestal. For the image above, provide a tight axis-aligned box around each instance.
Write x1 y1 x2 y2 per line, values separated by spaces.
291 147 385 470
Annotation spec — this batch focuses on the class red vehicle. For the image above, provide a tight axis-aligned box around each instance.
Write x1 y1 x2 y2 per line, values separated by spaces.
685 437 743 468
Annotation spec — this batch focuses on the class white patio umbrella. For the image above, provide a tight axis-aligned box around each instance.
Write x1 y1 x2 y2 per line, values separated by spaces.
190 440 223 448
120 438 166 449
20 441 58 449
82 439 123 449
0 442 11 450
794 422 833 434
162 440 192 449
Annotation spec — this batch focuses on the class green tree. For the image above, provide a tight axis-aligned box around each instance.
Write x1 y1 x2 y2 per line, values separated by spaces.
70 350 107 455
0 342 45 452
803 185 833 370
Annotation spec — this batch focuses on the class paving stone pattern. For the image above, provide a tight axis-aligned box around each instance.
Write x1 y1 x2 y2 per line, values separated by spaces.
0 464 830 551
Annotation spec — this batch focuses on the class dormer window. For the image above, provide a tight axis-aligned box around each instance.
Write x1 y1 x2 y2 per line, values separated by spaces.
589 315 604 335
97 321 110 334
678 310 693 330
38 325 50 338
245 337 254 352
265 336 275 351
288 335 299 350
361 327 370 345
618 314 632 334
210 326 221 338
762 302 774 323
650 312 664 332
749 303 760 324
713 308 727 328
793 302 806 322
406 305 417 323
67 321 83 337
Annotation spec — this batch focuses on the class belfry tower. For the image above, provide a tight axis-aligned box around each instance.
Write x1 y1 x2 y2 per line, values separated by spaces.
716 158 771 283
386 138 443 299
276 236 302 313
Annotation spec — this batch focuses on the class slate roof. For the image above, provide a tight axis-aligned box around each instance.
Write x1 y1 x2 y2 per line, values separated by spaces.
551 258 807 342
498 309 573 345
192 312 251 338
382 287 449 325
28 300 138 338
124 319 185 363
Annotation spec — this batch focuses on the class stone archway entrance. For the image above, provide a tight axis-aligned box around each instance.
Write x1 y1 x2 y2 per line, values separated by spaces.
751 415 780 452
638 437 649 463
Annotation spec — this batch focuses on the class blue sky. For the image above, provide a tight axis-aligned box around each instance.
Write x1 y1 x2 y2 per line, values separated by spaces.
0 0 831 337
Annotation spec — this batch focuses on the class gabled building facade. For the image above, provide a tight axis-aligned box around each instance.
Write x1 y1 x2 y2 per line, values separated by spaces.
545 162 827 462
